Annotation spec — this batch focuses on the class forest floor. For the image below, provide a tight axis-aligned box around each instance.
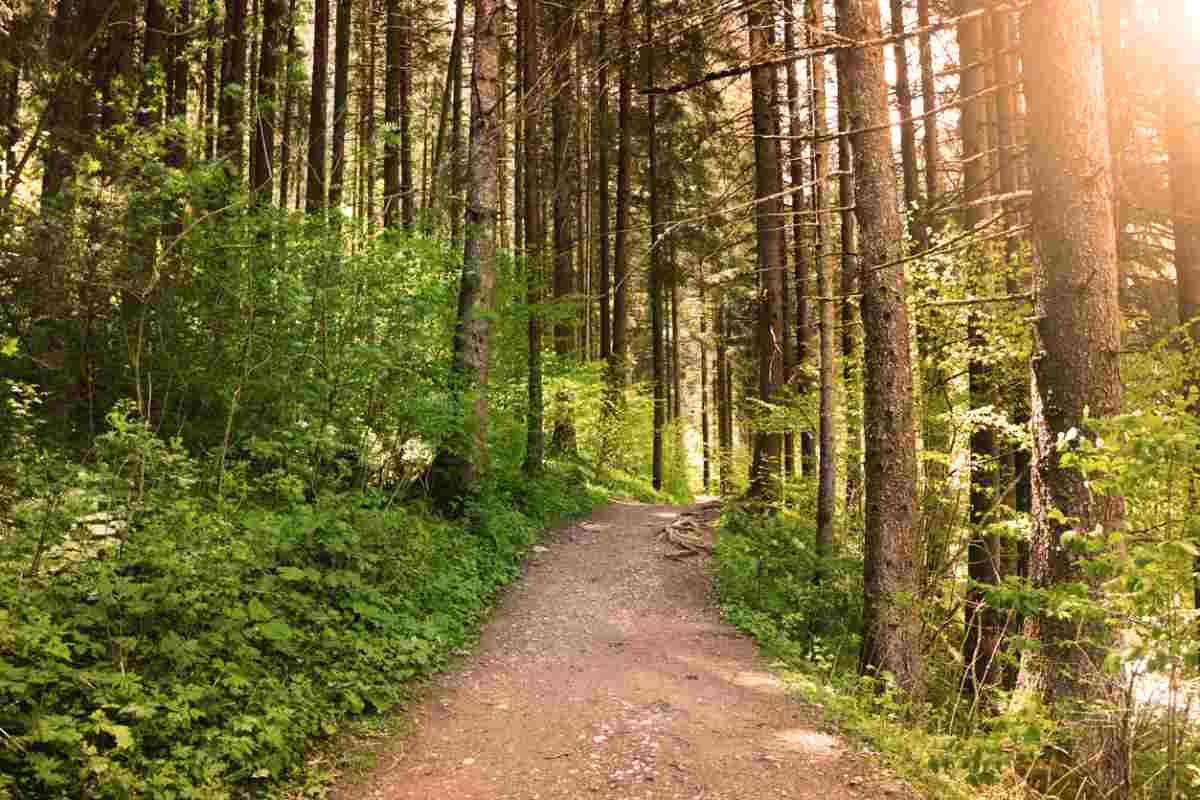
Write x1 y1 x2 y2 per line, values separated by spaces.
329 500 918 800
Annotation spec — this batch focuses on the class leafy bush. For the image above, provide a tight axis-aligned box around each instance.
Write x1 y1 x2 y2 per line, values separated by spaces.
0 413 604 799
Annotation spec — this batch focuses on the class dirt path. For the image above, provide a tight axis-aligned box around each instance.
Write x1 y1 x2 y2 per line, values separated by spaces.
332 501 915 800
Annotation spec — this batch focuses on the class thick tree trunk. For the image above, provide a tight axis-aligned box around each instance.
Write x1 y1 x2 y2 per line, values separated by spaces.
746 0 785 501
836 0 924 703
306 0 330 212
453 0 501 486
522 0 545 475
1018 0 1125 789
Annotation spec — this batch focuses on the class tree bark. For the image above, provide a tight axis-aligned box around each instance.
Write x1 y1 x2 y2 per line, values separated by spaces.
219 0 247 183
647 0 664 490
522 0 545 475
611 0 632 388
890 0 924 248
1018 0 1125 788
809 0 835 582
328 0 351 209
1162 0 1200 612
384 0 402 227
454 0 501 485
251 0 283 202
747 0 785 501
595 0 611 362
306 0 330 212
279 0 297 208
836 0 924 702
837 57 861 512
917 0 938 216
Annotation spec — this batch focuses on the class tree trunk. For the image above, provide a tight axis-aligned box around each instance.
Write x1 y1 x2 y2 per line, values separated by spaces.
646 0 664 490
805 0 829 482
399 5 413 229
551 0 578 455
717 294 733 496
328 0 351 209
890 0 924 248
205 0 218 162
611 0 632 388
960 0 1004 697
1018 0 1125 789
746 0 785 501
384 0 401 227
219 0 247 183
279 0 297 208
454 0 501 485
595 0 611 362
449 0 465 245
918 0 938 213
836 0 924 703
305 0 329 212
837 40 861 514
251 0 283 202
808 0 835 582
785 0 807 478
701 274 711 493
522 0 545 475
1162 0 1200 613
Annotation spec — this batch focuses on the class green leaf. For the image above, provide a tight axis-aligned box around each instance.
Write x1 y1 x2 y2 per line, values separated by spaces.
258 620 294 642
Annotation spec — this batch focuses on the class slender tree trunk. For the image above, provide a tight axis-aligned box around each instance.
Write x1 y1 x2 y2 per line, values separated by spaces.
807 0 834 581
786 0 807 477
1161 0 1200 612
960 0 1005 696
498 10 509 249
890 0 924 247
918 0 938 215
611 0 632 387
384 0 402 227
717 294 732 495
205 0 218 161
837 0 924 702
596 0 611 362
803 0 828 479
646 0 664 490
306 0 330 212
552 1 576 357
449 0 465 245
219 0 247 183
430 1 463 219
551 0 578 454
278 0 297 208
399 4 413 229
251 0 283 202
522 0 545 475
1018 0 1125 788
328 0 351 209
701 273 711 493
837 59 861 511
1103 0 1127 278
747 0 785 500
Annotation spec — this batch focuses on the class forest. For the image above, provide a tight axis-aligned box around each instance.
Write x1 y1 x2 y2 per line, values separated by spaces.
1 0 1199 796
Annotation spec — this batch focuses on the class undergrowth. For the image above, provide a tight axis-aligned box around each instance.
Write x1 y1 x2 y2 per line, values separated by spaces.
0 427 605 799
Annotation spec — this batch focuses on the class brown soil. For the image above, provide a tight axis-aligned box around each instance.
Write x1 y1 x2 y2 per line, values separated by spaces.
331 501 917 800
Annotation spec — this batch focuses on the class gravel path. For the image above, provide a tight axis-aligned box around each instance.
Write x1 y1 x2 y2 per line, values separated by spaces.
332 501 916 800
